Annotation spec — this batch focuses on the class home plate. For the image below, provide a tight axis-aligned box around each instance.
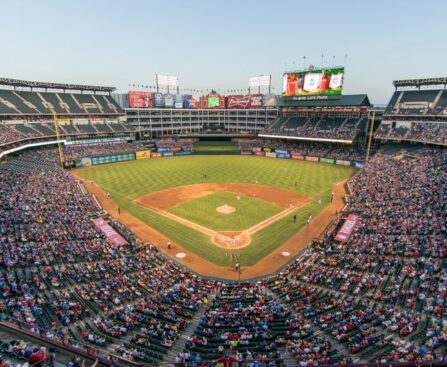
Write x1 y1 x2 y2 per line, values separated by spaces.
176 253 186 259
281 252 291 257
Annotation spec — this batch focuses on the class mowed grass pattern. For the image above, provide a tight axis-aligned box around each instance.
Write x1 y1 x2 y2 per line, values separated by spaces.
168 192 282 231
78 156 357 266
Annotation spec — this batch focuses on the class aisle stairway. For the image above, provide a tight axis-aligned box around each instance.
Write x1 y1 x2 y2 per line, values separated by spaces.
163 294 215 365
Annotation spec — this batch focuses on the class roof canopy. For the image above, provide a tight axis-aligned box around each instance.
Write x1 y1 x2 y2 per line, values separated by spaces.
264 94 370 108
0 77 116 92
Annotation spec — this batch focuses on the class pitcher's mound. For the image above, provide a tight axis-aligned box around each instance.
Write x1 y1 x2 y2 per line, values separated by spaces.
216 204 236 214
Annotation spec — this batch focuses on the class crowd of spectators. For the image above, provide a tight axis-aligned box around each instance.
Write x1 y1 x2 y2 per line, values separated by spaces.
376 122 447 146
1 143 446 366
264 117 365 142
0 121 135 148
236 139 366 161
266 146 447 364
0 124 26 145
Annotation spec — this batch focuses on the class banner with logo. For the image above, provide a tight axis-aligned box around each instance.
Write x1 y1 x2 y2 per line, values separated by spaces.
183 95 200 109
174 151 192 156
93 218 128 247
255 151 265 156
174 94 183 109
152 152 162 158
266 152 277 158
163 152 174 157
164 93 174 108
275 149 288 154
320 157 335 164
80 157 92 167
226 94 263 109
336 159 351 166
90 118 104 124
128 91 153 108
136 150 151 160
154 93 164 107
158 147 168 153
276 153 289 158
305 156 319 162
334 214 360 243
169 146 181 152
292 154 305 160
240 151 252 155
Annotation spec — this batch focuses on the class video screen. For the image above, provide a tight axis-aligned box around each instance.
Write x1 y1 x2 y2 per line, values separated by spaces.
207 95 220 107
282 67 344 97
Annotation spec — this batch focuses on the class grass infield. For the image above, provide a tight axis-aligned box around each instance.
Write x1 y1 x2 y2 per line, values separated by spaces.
78 155 356 266
168 191 282 231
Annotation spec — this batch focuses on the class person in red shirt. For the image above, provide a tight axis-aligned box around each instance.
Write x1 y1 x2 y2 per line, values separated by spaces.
216 353 238 367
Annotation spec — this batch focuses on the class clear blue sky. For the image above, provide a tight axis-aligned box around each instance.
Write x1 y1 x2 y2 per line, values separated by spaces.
1 0 446 103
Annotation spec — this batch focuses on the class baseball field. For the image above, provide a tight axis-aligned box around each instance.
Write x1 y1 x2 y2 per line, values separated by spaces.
76 155 356 277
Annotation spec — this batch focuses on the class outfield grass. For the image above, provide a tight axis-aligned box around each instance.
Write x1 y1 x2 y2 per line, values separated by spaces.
78 155 356 266
168 191 282 231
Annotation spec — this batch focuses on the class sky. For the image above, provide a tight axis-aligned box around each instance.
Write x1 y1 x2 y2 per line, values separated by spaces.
0 0 446 104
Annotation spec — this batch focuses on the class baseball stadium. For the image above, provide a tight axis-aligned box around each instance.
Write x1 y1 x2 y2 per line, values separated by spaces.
0 1 446 367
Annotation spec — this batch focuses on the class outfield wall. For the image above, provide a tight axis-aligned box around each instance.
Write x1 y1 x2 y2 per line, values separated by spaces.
72 148 365 169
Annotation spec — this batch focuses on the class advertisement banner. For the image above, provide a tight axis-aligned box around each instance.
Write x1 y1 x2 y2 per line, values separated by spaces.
336 159 351 166
305 156 319 162
163 152 174 157
240 151 252 155
174 151 192 156
93 218 128 247
164 93 174 108
90 118 104 124
292 154 305 160
136 150 151 160
128 91 153 108
320 157 335 164
263 148 271 152
202 94 225 108
169 146 181 152
226 94 264 109
282 67 344 97
255 151 265 156
158 147 168 153
154 93 164 108
152 152 162 158
275 149 288 154
276 153 289 158
183 95 200 109
266 152 277 158
80 157 92 167
174 94 183 109
335 214 360 243
91 153 135 165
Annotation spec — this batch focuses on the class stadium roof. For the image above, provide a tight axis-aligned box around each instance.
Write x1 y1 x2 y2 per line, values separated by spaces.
264 94 370 108
393 77 447 88
0 77 116 92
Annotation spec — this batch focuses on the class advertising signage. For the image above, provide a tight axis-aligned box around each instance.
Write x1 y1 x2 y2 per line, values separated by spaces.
226 94 263 109
128 91 153 108
201 94 225 109
282 67 344 98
